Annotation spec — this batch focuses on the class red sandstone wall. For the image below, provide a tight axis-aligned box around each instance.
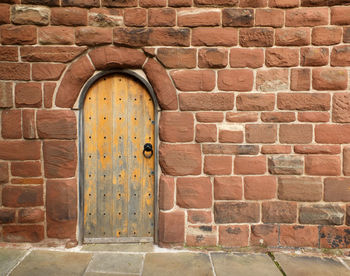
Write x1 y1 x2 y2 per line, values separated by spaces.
1 0 350 249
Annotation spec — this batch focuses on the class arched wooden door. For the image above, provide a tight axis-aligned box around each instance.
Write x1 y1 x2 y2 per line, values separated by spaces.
83 73 155 243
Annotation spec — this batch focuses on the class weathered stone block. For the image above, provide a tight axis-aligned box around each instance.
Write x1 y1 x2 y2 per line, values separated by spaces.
43 141 77 178
268 155 303 175
159 176 174 211
262 201 297 223
46 179 77 239
0 162 9 184
37 110 77 139
3 225 44 243
0 209 15 224
278 176 322 201
0 82 13 108
218 225 249 247
324 177 350 202
158 210 184 244
11 5 50 25
159 144 201 176
2 185 43 207
214 202 260 223
176 177 212 208
159 112 194 142
299 204 344 225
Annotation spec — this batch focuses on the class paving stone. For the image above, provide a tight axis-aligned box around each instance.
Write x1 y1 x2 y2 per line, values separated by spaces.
211 252 280 276
274 253 350 276
86 253 143 274
0 248 27 275
142 253 213 276
85 273 137 276
10 250 92 276
81 243 154 252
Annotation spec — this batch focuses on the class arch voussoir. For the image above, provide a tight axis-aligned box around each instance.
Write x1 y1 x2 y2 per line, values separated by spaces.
56 55 95 108
88 46 147 70
143 58 178 110
55 45 178 110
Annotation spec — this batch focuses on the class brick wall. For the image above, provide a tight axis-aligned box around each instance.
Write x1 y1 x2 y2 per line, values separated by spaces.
1 0 350 249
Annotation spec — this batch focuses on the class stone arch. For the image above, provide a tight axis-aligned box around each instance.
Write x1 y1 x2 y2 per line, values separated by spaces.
55 45 178 110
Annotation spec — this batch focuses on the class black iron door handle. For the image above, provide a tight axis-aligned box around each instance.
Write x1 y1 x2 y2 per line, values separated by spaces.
143 143 153 159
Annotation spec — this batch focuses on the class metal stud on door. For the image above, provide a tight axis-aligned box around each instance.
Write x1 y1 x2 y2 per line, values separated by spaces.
83 73 155 243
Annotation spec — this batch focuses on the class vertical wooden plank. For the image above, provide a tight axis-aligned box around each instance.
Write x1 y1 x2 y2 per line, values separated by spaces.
112 74 129 237
84 82 98 239
142 87 155 237
96 76 114 237
127 76 142 237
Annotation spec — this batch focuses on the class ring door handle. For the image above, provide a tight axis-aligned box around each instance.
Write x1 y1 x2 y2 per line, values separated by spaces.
143 143 153 159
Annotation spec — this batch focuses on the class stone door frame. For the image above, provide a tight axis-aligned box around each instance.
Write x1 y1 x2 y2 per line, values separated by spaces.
77 69 159 244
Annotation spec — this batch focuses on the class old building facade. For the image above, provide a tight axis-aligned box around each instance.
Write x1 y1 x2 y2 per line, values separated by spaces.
1 0 350 249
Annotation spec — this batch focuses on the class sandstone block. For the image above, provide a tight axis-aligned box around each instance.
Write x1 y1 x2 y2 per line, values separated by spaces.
268 155 303 175
280 225 318 247
196 124 217 143
245 124 276 143
305 156 341 176
0 162 9 184
46 179 77 239
222 8 254 27
0 82 13 108
219 225 249 247
230 48 264 68
299 205 344 225
198 48 228 68
159 112 194 142
176 177 212 208
204 156 232 175
0 209 15 224
159 144 201 176
159 176 175 210
218 69 253 91
333 93 350 123
256 69 288 92
171 70 215 91
1 110 21 139
214 176 242 200
2 185 43 207
11 161 41 177
234 156 266 175
11 5 49 25
312 68 348 91
244 176 276 200
192 27 238 46
158 210 185 244
236 93 275 111
179 93 234 111
250 224 278 246
37 110 77 139
278 176 322 201
43 141 77 179
279 124 313 144
240 28 274 47
214 202 260 223
275 28 310 46
3 225 44 243
324 178 350 202
18 208 44 223
157 48 196 68
262 201 297 223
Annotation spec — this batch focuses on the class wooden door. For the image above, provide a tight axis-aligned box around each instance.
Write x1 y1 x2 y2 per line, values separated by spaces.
83 73 155 242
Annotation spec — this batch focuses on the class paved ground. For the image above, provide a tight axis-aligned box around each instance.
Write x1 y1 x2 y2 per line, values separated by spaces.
1 244 350 276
